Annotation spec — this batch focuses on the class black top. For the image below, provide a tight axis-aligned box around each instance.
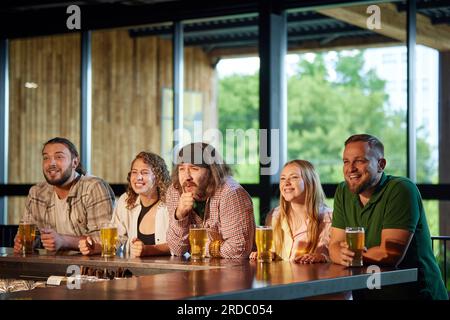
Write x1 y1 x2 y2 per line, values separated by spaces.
137 201 157 245
193 200 207 220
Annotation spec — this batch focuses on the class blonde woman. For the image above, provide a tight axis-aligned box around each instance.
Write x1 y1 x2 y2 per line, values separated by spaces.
250 160 332 263
79 151 171 257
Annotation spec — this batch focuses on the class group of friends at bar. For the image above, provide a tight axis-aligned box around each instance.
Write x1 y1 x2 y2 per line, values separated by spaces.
12 134 448 299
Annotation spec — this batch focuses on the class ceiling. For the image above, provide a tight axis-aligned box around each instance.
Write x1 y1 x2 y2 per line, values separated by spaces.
0 0 177 12
1 0 450 53
128 0 450 54
129 10 386 52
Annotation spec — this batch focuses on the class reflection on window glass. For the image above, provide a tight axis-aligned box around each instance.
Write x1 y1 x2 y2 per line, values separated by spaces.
217 58 260 184
415 46 439 183
423 200 439 238
426 200 449 290
252 197 260 226
287 48 407 182
161 89 204 168
325 197 334 213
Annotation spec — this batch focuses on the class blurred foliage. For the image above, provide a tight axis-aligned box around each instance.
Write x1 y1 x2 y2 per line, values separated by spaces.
218 50 438 235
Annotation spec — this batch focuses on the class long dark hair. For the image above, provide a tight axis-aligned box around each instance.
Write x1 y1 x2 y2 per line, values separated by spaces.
172 143 231 198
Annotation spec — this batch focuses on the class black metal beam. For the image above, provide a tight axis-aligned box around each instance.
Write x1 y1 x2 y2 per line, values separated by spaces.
0 0 397 39
0 1 260 39
80 31 92 174
188 31 384 53
0 39 8 224
172 21 183 151
258 0 287 221
431 16 450 25
128 12 335 39
397 1 450 12
181 24 369 48
130 16 259 38
0 183 127 197
288 28 373 41
438 51 450 236
2 183 450 200
406 0 416 181
282 0 393 10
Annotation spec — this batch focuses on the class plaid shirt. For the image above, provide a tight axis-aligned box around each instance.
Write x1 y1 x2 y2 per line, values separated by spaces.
166 176 255 259
22 175 115 238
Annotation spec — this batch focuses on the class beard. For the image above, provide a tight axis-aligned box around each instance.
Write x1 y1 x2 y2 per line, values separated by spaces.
345 174 378 195
44 166 73 186
182 181 207 198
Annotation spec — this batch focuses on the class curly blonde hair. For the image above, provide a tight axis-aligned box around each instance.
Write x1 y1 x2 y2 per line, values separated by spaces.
126 151 170 209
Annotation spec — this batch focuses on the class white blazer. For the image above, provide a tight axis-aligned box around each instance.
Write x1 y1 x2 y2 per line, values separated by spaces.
111 193 169 255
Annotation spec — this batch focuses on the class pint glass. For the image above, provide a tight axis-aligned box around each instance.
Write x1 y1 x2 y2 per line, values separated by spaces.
100 223 118 257
18 218 36 256
189 224 208 260
345 227 365 267
255 226 273 263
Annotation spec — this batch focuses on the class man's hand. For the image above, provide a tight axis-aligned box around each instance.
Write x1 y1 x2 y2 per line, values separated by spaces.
335 241 355 266
175 192 195 220
40 228 65 252
13 235 23 254
130 238 145 257
78 236 100 255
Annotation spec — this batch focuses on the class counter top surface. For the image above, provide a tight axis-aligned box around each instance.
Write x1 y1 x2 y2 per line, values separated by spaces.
0 247 418 300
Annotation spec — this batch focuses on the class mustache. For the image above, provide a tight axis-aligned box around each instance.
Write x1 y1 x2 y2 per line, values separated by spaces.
182 182 197 188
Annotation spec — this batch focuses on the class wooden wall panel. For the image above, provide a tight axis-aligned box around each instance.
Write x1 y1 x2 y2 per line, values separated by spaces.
6 30 216 223
91 30 161 183
8 34 80 223
91 30 216 184
184 46 217 131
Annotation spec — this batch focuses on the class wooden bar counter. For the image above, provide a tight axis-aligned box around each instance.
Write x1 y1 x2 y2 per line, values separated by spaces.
0 248 417 300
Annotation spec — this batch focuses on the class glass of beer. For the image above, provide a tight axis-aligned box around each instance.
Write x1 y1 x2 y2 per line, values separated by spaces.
255 226 273 263
18 217 36 256
100 223 118 258
256 260 272 282
189 224 207 260
345 227 365 267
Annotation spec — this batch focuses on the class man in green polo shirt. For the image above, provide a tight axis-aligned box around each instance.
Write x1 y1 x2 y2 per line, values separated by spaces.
329 134 448 300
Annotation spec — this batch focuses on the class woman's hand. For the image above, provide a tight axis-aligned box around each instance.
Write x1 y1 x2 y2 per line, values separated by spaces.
249 251 275 260
130 238 144 257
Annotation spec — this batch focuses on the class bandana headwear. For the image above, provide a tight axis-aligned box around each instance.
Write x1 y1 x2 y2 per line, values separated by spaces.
175 142 222 167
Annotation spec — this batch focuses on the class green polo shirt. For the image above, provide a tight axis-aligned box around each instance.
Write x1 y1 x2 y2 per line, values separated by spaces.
333 173 448 300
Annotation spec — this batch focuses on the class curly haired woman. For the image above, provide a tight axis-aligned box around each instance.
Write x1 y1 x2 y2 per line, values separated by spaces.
79 151 171 257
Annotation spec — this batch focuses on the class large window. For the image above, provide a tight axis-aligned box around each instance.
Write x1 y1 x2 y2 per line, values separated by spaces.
217 57 260 184
180 14 261 219
1 2 448 250
286 3 407 184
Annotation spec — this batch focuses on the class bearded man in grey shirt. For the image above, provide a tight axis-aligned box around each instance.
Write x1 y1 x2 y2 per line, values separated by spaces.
14 137 115 253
